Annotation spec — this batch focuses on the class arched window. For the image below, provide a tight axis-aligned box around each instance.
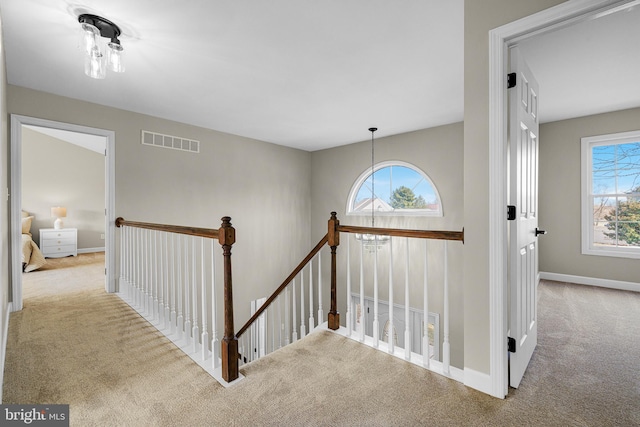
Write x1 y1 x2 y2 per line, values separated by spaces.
347 161 443 217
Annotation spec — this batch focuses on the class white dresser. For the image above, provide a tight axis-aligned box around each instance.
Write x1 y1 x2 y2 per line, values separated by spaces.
40 228 78 258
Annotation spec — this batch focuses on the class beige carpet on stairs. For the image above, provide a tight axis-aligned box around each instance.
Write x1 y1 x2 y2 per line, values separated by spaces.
3 253 640 426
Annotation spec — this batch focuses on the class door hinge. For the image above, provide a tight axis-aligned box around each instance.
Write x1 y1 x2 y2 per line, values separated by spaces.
507 72 516 89
508 337 516 353
507 205 516 221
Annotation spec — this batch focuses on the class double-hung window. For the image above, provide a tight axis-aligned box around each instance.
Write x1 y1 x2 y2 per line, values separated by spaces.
581 130 640 258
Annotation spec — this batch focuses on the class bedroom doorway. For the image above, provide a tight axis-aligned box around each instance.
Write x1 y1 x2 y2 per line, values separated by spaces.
10 115 116 312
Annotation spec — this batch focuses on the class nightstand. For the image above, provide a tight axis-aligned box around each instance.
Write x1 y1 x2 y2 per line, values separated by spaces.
40 228 78 258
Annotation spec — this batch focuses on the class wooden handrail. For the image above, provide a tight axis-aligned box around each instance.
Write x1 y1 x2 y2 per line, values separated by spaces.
337 224 464 243
235 233 329 339
115 217 219 239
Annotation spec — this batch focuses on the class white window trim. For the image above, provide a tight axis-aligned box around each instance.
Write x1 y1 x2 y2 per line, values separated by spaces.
346 160 443 217
581 130 640 259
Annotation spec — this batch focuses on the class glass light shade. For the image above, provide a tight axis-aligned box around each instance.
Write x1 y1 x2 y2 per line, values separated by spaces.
107 42 125 72
85 47 106 79
355 233 390 252
80 23 99 55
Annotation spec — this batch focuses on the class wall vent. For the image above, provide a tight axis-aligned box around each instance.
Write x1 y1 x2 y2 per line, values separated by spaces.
141 130 200 153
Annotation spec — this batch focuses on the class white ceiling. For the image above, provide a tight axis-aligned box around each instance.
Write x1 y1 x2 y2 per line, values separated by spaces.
0 1 638 151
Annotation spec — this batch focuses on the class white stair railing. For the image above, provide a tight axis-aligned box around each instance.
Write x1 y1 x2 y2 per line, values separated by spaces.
117 219 223 378
238 247 327 366
342 233 461 382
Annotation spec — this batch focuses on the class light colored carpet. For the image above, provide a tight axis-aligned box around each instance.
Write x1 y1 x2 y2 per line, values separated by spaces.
4 255 640 426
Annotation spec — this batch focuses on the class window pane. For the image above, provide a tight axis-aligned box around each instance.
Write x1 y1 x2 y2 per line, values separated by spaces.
349 163 441 215
595 221 618 248
592 172 616 195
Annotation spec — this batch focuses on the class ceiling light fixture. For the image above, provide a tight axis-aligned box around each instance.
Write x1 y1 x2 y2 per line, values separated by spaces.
78 14 124 79
355 127 390 251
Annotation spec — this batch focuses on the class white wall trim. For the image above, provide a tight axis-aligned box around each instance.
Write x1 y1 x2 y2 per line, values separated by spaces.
0 301 13 402
487 0 633 399
78 247 106 254
540 272 640 293
464 367 493 396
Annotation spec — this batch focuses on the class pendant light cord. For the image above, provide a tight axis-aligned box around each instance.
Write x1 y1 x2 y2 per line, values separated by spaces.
369 127 377 229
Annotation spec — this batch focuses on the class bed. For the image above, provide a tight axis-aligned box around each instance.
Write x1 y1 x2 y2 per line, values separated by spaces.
21 211 46 272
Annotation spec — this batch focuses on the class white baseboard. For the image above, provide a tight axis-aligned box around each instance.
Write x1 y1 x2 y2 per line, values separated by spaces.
540 272 640 293
78 247 105 254
0 301 13 402
464 367 496 397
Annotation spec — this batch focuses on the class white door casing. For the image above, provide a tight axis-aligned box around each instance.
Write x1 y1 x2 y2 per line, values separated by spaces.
10 115 116 311
508 47 540 388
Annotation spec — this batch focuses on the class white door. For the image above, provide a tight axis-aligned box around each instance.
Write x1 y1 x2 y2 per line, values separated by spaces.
508 47 544 388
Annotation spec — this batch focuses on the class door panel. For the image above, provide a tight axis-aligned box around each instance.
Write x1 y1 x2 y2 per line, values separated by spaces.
509 47 540 388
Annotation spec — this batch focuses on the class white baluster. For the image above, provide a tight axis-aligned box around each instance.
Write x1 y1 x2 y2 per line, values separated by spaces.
170 233 177 335
359 239 365 343
157 231 164 325
135 228 141 309
184 236 192 346
201 238 208 360
309 260 314 331
346 236 352 337
269 303 275 354
300 271 306 338
145 229 151 315
317 251 323 325
192 237 199 354
278 293 282 349
153 230 159 321
404 238 411 360
164 233 171 331
443 241 450 374
388 237 394 354
176 235 184 340
119 224 125 291
423 239 430 368
211 239 219 369
292 278 298 342
373 241 379 348
284 287 290 345
136 228 144 313
123 226 129 296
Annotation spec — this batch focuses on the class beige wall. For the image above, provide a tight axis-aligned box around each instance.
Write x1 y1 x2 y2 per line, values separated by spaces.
463 0 565 374
311 123 464 366
22 128 105 250
7 85 312 325
539 107 640 283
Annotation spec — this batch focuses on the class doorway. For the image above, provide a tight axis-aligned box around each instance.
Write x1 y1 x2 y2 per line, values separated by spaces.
10 115 116 312
488 0 637 398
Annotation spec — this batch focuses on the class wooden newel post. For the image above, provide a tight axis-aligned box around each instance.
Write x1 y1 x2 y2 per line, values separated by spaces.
219 216 239 383
328 212 340 330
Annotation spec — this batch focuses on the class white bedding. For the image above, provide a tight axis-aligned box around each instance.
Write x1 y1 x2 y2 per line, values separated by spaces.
22 234 46 272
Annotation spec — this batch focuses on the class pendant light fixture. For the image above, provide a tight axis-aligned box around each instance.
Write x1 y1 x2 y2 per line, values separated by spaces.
355 127 390 251
78 14 125 79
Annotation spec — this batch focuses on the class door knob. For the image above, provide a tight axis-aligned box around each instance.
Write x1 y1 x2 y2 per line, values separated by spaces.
535 228 547 236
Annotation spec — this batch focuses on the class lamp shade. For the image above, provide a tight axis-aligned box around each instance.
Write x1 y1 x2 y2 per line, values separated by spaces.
51 207 67 218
